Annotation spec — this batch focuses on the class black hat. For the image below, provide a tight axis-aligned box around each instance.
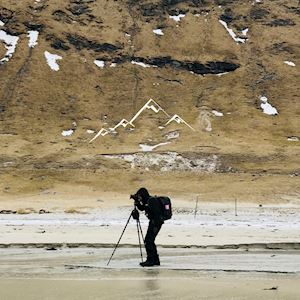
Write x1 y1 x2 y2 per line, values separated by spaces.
136 187 150 202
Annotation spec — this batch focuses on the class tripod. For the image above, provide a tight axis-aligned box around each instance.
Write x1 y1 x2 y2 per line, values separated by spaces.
107 206 144 266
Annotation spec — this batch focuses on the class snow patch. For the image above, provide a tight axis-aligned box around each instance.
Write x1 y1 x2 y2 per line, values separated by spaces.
169 14 186 22
131 60 152 68
216 72 228 77
284 61 296 67
260 104 278 116
219 20 247 44
27 30 39 48
139 142 170 152
212 110 224 117
260 96 268 102
153 29 164 36
94 60 105 68
0 20 4 27
287 136 299 142
44 51 62 71
242 28 249 36
86 129 95 134
3 161 13 167
0 30 19 63
260 96 278 115
61 130 74 137
110 63 117 67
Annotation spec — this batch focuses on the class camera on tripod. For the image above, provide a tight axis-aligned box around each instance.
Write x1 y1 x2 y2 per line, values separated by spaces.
130 194 138 201
107 194 145 266
131 208 139 220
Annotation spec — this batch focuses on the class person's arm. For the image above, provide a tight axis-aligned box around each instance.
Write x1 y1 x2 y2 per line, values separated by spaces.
134 199 145 211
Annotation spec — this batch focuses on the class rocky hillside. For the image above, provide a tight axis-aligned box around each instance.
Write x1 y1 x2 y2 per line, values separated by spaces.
0 0 299 205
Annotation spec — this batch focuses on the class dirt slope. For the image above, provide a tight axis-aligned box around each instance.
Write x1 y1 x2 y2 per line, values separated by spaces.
0 0 299 207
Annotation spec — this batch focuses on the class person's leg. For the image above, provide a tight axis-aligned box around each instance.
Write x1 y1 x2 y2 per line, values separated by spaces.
141 221 162 266
151 223 162 264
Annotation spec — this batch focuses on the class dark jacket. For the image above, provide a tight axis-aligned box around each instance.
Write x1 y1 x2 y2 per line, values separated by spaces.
135 197 164 225
134 188 164 225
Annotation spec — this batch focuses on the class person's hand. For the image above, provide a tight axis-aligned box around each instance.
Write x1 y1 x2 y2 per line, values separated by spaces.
131 209 139 220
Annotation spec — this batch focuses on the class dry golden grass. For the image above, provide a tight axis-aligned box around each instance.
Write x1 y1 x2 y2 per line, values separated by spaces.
0 0 299 208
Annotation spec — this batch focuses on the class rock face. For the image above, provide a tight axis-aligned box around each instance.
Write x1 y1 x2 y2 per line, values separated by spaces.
132 57 240 75
268 19 296 27
94 55 239 74
46 35 71 51
0 0 299 200
67 4 91 16
66 34 122 52
105 152 220 172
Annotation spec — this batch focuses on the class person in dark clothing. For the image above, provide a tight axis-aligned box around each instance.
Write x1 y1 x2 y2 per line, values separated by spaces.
133 187 164 267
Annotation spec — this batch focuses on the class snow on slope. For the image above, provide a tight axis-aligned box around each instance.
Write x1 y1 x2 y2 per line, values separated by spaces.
44 51 62 71
0 30 19 63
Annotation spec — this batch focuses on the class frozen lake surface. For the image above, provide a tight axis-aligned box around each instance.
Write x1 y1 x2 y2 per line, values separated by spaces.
1 206 299 245
0 247 299 300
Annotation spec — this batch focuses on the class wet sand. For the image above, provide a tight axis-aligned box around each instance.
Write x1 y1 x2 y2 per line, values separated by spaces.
1 275 300 300
0 247 300 300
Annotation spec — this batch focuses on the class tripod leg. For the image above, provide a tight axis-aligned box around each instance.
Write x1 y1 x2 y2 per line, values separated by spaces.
136 220 143 262
107 213 132 266
137 219 145 244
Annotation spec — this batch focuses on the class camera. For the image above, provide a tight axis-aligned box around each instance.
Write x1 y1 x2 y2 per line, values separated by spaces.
130 194 138 201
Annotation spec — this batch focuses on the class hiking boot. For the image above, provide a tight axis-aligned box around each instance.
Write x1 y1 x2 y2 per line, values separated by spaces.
140 257 160 267
153 256 160 266
140 260 156 267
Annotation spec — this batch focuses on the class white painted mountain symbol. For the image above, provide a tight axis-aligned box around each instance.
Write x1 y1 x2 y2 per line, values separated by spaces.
165 114 195 131
89 99 195 143
109 119 133 132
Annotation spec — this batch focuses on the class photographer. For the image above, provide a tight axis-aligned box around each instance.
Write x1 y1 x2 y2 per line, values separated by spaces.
131 187 164 267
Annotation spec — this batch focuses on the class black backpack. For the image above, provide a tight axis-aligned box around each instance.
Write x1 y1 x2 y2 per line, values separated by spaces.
158 196 172 221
